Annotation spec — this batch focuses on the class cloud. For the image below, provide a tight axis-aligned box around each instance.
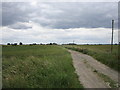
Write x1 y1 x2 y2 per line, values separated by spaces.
1 2 118 44
2 22 118 44
2 2 118 29
2 2 39 26
118 2 120 29
8 22 32 29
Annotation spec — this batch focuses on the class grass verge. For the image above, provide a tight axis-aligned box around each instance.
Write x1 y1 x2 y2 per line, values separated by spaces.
95 71 119 88
83 58 119 88
64 45 119 72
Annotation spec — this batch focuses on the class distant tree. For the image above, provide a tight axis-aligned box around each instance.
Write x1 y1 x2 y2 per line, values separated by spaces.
53 43 57 45
49 43 52 45
7 43 10 45
29 44 31 45
19 42 23 45
68 43 76 45
33 43 36 45
40 43 43 45
14 43 17 46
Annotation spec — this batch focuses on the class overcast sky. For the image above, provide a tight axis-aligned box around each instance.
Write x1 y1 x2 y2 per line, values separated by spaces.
1 2 118 44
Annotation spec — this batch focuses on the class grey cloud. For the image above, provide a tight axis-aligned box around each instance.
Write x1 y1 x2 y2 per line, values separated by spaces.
0 2 2 26
8 23 32 29
49 2 118 29
118 2 120 29
2 2 34 26
2 2 118 29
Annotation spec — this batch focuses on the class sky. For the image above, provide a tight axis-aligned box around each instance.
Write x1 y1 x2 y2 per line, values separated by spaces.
1 2 119 44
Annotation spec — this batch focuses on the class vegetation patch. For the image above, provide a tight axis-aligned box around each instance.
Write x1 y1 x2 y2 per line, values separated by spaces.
64 45 119 72
95 72 119 88
2 45 83 88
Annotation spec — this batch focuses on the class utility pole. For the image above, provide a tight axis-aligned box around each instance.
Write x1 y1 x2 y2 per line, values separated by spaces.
111 20 114 52
73 40 75 44
72 40 75 48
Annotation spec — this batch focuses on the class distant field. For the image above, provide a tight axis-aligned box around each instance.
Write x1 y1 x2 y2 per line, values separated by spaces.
2 45 83 88
64 45 119 72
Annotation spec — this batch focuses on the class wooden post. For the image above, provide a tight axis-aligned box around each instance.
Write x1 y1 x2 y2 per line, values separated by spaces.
111 20 114 52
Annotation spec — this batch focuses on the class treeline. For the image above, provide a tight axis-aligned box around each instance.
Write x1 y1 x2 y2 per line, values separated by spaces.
62 43 119 45
7 42 23 46
6 42 120 46
7 42 58 46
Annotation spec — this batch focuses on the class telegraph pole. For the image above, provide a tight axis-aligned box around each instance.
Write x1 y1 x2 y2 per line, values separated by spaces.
73 40 75 44
111 20 114 52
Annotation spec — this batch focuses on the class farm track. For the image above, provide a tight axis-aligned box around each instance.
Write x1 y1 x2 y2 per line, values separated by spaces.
68 50 119 88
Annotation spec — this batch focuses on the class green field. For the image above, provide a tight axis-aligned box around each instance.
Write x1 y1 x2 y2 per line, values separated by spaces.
2 45 83 88
64 45 119 72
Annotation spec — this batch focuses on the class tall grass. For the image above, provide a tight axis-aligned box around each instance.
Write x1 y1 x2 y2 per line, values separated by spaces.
64 45 119 72
2 45 83 88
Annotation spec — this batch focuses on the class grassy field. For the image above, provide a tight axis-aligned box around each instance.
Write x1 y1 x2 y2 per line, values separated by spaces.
2 45 83 88
64 45 119 72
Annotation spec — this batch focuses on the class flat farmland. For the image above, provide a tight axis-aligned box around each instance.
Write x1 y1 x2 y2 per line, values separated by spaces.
2 45 83 88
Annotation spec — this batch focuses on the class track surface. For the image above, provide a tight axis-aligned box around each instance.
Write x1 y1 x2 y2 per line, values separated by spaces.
68 50 119 88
